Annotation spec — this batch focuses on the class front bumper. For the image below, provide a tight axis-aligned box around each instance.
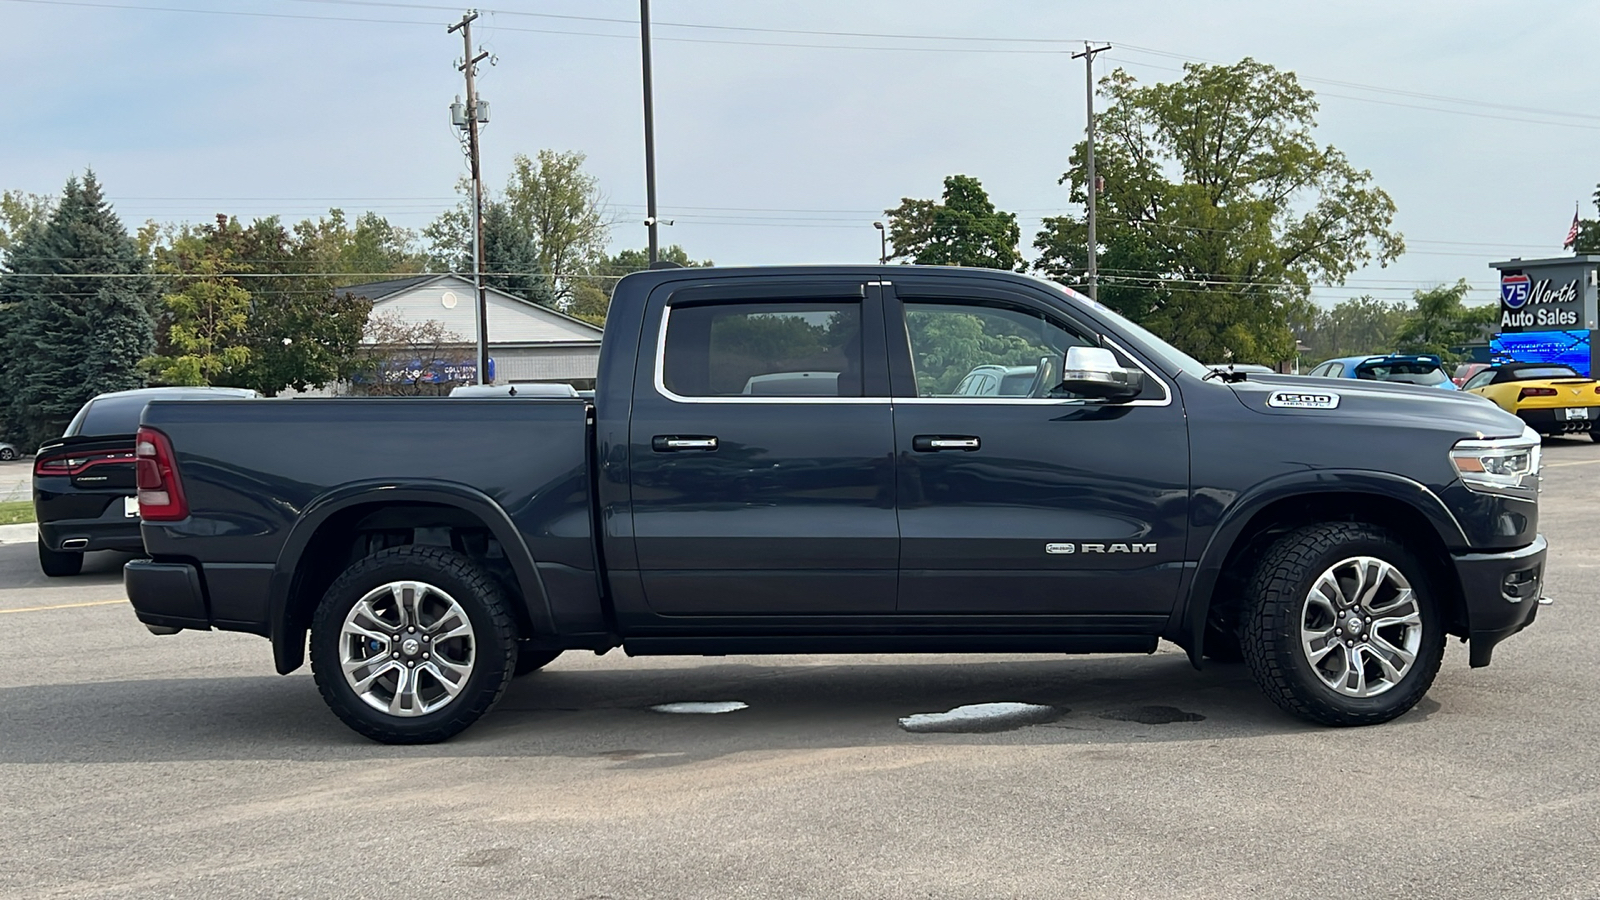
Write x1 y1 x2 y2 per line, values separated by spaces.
1454 534 1547 667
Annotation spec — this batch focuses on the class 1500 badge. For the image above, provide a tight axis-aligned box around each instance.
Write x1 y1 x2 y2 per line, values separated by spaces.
1267 391 1340 410
1046 542 1156 554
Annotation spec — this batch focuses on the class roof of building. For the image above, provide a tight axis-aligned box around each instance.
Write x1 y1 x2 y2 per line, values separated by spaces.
337 275 439 301
342 273 603 345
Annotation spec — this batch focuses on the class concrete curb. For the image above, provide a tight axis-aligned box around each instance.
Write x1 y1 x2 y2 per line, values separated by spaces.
0 522 38 545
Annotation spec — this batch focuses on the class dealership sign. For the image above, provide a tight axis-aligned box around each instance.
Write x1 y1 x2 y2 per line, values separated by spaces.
1501 271 1581 329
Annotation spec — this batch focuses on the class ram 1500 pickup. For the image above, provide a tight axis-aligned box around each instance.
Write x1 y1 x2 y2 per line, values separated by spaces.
124 266 1548 743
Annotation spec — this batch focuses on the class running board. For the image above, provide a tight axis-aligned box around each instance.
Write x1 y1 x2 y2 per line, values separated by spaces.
622 634 1159 657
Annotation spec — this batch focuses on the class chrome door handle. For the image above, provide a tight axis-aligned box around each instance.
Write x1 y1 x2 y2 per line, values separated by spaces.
652 435 719 451
913 435 980 452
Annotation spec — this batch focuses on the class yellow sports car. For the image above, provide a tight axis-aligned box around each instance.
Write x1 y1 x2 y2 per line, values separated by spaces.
1462 362 1600 439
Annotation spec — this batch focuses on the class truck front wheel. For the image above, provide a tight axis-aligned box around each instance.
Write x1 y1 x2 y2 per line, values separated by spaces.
1242 523 1445 726
309 546 517 744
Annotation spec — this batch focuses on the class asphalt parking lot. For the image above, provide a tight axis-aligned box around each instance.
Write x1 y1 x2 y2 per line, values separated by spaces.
0 458 29 503
2 441 1598 900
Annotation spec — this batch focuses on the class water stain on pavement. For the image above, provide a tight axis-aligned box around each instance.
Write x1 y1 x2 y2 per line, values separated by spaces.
899 702 1067 734
1098 705 1205 725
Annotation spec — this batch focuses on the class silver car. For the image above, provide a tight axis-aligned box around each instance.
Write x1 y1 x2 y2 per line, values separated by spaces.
0 441 18 462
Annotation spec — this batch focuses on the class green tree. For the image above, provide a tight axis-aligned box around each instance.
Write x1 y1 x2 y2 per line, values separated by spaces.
427 150 612 306
568 244 713 325
1 190 54 262
0 172 156 446
1292 295 1413 362
292 208 425 288
1394 280 1494 363
884 175 1022 270
144 231 252 385
143 214 373 395
504 150 610 300
1033 59 1404 364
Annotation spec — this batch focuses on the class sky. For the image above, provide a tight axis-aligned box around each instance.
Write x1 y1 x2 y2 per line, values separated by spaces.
2 0 1596 308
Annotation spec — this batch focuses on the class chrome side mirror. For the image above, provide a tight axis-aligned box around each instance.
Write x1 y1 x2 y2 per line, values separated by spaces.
1058 346 1143 402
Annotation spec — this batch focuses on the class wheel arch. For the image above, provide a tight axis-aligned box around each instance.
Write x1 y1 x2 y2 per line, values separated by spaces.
268 481 554 675
1177 470 1469 667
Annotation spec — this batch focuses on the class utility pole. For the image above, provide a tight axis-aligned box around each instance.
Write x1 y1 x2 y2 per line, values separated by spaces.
449 10 491 384
640 0 660 264
1072 42 1111 301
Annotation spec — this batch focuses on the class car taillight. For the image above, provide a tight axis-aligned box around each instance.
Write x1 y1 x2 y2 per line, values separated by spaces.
34 448 134 477
135 427 188 521
1518 387 1558 400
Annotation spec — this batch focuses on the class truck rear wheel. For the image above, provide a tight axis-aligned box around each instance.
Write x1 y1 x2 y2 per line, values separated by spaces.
1242 523 1444 726
309 546 517 744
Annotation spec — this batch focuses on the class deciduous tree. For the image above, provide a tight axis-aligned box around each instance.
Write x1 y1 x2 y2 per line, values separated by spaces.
1034 59 1404 364
1394 280 1493 362
884 175 1022 270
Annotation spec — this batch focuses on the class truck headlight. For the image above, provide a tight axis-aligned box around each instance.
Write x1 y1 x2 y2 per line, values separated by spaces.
1450 426 1541 496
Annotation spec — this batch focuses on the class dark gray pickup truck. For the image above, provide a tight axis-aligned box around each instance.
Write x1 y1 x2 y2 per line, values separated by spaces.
125 266 1548 743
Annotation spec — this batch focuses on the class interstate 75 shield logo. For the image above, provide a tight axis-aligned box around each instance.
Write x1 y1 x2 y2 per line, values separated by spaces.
1501 273 1531 309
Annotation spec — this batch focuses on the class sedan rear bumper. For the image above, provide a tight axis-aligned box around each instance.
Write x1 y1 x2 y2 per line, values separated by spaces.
37 497 145 554
1516 407 1599 435
1453 534 1546 667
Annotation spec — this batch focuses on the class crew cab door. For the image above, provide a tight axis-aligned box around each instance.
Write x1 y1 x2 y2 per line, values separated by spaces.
884 278 1189 617
627 278 898 615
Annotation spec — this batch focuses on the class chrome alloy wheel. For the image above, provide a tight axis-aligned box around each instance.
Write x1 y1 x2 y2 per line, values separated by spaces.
1300 557 1423 698
339 581 477 717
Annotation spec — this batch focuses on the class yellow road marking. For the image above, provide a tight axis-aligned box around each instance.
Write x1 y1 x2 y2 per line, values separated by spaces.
0 598 127 614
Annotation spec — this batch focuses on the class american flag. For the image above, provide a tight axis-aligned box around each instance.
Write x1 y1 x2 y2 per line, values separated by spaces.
1564 204 1581 249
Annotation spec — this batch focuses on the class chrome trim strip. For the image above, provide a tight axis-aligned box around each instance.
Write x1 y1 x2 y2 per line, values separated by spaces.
650 302 1175 408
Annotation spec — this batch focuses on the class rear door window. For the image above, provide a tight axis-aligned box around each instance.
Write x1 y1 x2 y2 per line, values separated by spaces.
661 301 866 398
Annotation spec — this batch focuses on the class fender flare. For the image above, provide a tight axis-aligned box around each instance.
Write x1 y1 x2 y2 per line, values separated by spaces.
1177 469 1469 666
268 480 556 674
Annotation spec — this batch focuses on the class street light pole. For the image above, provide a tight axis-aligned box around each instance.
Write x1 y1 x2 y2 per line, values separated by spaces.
873 221 887 265
640 0 660 264
1072 42 1111 302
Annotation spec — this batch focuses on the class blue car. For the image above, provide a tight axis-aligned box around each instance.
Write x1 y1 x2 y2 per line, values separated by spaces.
1305 354 1459 390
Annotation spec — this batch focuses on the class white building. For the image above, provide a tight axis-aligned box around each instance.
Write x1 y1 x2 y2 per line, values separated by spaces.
343 274 604 386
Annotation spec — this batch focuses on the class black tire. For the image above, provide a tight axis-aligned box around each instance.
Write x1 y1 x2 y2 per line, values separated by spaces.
513 645 563 677
309 546 517 744
1589 426 1599 442
38 538 83 577
1242 523 1445 726
0 448 16 461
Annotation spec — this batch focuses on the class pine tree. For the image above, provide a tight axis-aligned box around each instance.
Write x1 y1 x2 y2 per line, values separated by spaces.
0 172 156 446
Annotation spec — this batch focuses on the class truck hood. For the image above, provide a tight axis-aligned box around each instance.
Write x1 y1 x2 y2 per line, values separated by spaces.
1223 373 1527 438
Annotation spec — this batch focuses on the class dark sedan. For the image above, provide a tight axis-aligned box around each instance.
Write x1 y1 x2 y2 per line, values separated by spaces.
34 386 257 576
